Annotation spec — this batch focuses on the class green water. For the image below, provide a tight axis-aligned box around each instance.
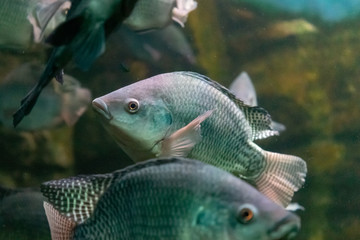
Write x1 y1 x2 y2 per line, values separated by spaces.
1 1 360 239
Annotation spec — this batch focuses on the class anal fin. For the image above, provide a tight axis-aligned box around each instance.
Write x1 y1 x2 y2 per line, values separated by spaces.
255 151 307 207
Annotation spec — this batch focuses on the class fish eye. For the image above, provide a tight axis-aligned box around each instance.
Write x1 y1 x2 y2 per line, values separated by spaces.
125 98 140 113
237 204 257 224
62 8 69 16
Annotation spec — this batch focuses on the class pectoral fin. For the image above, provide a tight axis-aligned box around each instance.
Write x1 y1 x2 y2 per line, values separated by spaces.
44 201 76 240
158 110 213 157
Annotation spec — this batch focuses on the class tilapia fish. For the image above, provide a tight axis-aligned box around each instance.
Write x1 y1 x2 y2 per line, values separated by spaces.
92 71 307 206
0 186 50 238
41 157 300 240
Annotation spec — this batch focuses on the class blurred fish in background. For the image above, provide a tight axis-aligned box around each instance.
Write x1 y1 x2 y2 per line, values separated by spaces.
119 23 196 65
0 63 91 131
124 0 197 30
0 186 49 239
42 158 301 240
12 0 198 128
0 0 70 51
229 71 286 132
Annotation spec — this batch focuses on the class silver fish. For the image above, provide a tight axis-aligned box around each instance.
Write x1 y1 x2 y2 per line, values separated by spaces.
0 63 91 130
42 157 301 240
124 0 197 31
229 71 286 132
92 71 307 206
0 0 70 50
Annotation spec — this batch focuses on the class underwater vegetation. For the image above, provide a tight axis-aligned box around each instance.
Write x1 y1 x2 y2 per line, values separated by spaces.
1 0 360 239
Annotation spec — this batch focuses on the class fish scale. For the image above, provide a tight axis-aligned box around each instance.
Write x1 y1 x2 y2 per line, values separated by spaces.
41 158 301 240
92 71 307 206
157 73 266 177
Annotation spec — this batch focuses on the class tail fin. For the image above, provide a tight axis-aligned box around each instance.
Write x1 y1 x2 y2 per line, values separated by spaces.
255 151 307 207
12 52 61 127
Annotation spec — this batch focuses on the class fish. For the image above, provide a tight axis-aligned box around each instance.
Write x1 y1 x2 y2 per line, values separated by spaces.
120 23 196 65
229 71 286 132
258 19 318 40
41 157 301 240
12 0 139 127
124 0 198 31
92 71 307 207
0 186 50 238
0 63 91 131
0 0 70 50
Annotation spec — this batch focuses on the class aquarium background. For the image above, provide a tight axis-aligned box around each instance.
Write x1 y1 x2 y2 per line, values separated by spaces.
1 0 360 239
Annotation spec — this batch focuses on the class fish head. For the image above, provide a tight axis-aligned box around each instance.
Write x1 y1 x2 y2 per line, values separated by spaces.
59 75 92 126
92 82 172 162
225 181 301 240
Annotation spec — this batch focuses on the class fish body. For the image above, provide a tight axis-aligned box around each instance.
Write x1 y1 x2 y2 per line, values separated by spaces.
120 24 196 64
229 71 285 132
92 72 307 206
0 0 70 50
0 63 91 130
12 0 138 127
124 0 197 31
42 157 301 240
0 186 49 238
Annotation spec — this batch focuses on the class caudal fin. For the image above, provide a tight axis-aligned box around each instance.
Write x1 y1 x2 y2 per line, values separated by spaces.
255 151 307 207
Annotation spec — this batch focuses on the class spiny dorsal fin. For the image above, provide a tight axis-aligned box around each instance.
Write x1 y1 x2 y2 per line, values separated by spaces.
41 173 115 224
177 72 278 140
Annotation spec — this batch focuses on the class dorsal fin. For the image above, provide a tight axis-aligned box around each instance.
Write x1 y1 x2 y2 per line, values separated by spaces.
41 158 201 225
41 173 115 224
177 72 278 140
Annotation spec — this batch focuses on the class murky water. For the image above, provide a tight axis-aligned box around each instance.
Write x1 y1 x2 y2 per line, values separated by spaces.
1 1 360 239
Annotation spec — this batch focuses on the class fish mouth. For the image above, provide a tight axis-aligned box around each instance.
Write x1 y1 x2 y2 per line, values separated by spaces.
92 98 112 120
268 214 300 240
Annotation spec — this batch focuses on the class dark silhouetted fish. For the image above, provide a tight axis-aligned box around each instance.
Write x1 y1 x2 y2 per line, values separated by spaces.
12 0 139 127
42 157 301 240
0 63 91 131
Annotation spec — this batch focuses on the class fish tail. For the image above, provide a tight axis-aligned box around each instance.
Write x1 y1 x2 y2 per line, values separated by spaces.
12 54 60 127
255 150 307 207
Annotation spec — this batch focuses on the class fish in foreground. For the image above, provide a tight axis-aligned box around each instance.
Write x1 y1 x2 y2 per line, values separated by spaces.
229 71 286 132
92 71 307 206
0 0 70 50
41 157 301 240
0 63 91 130
12 0 139 127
